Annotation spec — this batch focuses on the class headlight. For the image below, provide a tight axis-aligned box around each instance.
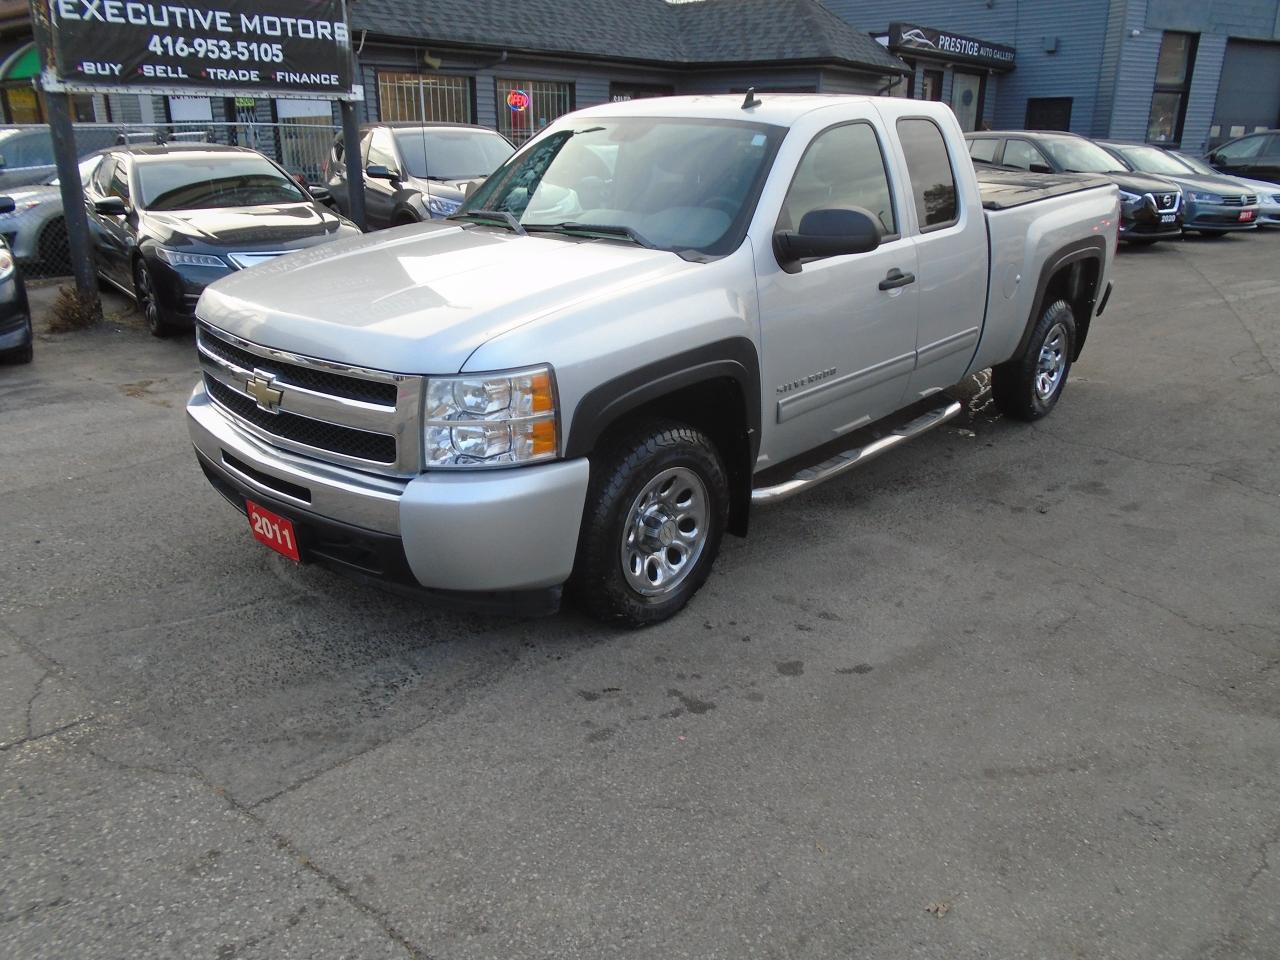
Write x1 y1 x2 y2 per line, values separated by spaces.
423 365 558 468
426 194 462 218
1190 192 1222 203
0 249 14 281
1118 190 1141 204
0 199 39 219
153 247 226 268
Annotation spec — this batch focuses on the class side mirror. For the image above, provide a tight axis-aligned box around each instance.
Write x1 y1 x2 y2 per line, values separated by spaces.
93 196 128 216
366 164 399 181
774 208 882 272
0 196 13 214
1207 152 1223 166
1029 162 1054 174
307 184 333 203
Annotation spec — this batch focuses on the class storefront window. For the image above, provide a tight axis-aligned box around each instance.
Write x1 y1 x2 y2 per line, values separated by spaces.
1147 32 1198 144
496 79 574 146
378 73 473 124
950 71 985 132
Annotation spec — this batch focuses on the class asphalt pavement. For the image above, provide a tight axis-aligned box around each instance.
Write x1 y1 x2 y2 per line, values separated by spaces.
2 232 1278 959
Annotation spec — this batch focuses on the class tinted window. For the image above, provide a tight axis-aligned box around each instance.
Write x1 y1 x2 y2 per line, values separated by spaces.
108 159 131 201
781 122 896 236
92 156 116 195
1037 137 1126 173
968 138 998 163
896 118 958 229
1116 145 1193 176
137 154 307 210
394 129 515 180
1217 135 1266 161
366 129 397 171
1262 135 1280 158
1002 139 1046 171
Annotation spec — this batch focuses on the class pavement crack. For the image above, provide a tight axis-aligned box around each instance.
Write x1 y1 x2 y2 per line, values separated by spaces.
0 716 94 752
1243 824 1280 891
1181 255 1278 379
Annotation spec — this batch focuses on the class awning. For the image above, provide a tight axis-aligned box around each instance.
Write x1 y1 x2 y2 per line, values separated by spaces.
0 41 38 82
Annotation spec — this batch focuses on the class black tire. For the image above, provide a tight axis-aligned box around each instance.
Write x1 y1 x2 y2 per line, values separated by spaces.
570 419 728 627
36 217 69 274
992 299 1076 422
1196 230 1227 238
1 323 33 364
133 257 172 338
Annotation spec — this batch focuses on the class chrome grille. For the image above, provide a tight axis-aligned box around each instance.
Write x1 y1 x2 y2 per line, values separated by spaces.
1219 194 1257 207
196 323 422 476
1155 192 1179 211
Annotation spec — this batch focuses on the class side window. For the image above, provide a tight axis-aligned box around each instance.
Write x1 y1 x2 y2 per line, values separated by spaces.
968 138 999 163
1002 139 1046 171
108 159 131 201
1217 135 1265 161
896 118 959 230
1261 135 1280 158
367 129 398 172
92 157 116 195
779 122 897 237
358 131 374 166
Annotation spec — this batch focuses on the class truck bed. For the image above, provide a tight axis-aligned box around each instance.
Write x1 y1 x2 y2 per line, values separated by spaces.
976 165 1114 210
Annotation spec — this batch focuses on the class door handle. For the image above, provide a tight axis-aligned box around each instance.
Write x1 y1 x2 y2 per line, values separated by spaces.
879 268 916 291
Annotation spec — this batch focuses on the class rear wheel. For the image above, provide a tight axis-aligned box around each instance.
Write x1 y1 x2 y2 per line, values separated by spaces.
36 218 69 274
570 420 728 627
992 299 1076 422
133 257 173 338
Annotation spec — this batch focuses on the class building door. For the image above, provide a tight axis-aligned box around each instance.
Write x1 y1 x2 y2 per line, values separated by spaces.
1209 40 1280 148
1025 97 1073 131
950 71 985 131
921 70 943 101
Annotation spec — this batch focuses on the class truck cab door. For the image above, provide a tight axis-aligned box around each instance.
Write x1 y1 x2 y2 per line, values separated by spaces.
889 115 989 398
753 119 920 468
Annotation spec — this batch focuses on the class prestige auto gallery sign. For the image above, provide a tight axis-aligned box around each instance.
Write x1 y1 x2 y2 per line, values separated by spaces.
888 22 1015 70
42 0 354 96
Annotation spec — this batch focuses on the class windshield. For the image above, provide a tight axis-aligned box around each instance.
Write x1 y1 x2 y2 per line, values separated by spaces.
1173 152 1217 176
137 154 307 211
1115 145 1195 176
1039 138 1126 174
458 117 784 256
394 129 514 180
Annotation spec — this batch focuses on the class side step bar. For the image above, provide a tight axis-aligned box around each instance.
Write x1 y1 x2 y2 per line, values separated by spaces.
751 400 963 505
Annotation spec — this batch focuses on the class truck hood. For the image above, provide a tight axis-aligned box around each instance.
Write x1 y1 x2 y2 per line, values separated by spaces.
196 221 689 373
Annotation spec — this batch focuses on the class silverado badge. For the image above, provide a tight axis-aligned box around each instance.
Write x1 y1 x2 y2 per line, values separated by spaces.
246 372 284 413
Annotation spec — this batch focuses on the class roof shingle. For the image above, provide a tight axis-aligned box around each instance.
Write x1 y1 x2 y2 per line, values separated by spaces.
349 0 906 74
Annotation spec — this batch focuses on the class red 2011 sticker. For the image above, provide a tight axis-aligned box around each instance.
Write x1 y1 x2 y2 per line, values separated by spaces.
246 500 300 562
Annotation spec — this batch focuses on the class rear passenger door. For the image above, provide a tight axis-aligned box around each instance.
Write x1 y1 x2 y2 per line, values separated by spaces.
886 113 990 398
753 116 920 467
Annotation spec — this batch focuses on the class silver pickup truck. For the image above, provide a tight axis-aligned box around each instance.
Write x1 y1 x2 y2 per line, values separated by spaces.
187 95 1117 625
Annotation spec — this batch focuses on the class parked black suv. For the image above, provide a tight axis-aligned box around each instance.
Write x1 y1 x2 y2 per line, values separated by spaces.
325 123 515 230
966 130 1184 244
0 197 32 364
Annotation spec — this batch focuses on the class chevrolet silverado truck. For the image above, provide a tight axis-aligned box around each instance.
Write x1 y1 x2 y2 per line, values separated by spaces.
187 95 1117 626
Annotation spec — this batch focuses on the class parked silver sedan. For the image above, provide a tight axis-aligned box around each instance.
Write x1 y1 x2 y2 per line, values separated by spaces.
1171 151 1280 228
0 153 104 272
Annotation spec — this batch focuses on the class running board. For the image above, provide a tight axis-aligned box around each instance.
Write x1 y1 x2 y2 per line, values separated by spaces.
751 400 963 505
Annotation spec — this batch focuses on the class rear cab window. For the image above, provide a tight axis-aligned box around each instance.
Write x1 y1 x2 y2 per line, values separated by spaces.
896 118 959 231
968 138 999 163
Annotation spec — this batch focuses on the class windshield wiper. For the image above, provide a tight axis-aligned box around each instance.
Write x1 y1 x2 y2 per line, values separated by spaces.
448 209 526 235
527 222 655 248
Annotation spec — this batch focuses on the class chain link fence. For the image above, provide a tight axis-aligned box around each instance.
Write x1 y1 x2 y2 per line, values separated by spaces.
0 120 340 280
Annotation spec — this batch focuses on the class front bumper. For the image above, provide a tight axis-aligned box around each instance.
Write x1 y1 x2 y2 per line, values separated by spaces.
188 382 590 602
0 273 31 346
1184 201 1260 231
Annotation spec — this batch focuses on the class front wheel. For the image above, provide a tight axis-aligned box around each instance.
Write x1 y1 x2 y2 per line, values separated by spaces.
992 299 1076 421
133 257 172 338
570 420 728 627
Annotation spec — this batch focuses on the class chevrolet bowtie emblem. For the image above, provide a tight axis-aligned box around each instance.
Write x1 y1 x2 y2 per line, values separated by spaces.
246 371 284 412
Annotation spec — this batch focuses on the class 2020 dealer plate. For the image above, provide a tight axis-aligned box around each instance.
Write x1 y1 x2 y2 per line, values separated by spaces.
246 500 300 562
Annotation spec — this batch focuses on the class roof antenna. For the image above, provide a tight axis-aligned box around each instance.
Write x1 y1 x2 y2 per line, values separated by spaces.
741 87 762 110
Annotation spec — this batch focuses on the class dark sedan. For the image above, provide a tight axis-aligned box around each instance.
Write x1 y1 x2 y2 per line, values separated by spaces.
85 144 360 337
0 196 32 364
1204 129 1280 186
965 131 1185 244
1096 140 1260 237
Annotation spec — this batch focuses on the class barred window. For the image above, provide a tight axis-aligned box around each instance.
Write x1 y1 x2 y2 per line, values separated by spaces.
495 79 574 146
377 73 473 124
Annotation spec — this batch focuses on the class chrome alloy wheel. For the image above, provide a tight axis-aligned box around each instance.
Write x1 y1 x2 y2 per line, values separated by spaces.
620 466 709 597
1035 322 1069 401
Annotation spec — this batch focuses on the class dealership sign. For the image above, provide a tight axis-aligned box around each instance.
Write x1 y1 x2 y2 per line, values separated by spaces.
37 0 359 99
888 22 1015 70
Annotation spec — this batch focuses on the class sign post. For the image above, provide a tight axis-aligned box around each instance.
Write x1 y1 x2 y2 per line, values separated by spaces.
29 0 363 320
